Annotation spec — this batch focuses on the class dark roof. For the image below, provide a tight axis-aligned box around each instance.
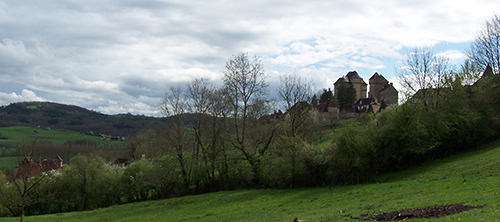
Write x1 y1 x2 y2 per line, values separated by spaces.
379 83 397 92
369 72 380 80
317 101 338 112
354 98 376 106
369 72 389 84
334 77 348 85
483 64 494 78
346 71 359 80
327 100 338 108
346 71 362 80
289 101 312 112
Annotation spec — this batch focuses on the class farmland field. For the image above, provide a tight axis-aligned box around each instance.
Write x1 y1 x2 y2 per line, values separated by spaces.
0 126 126 147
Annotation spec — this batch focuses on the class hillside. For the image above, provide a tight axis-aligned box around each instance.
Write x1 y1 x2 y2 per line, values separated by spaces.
8 139 500 222
0 101 159 137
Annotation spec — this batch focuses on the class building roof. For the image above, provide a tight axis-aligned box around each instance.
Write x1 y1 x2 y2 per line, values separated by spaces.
379 83 397 93
334 77 348 85
317 101 338 112
346 71 361 80
354 98 376 106
369 72 389 83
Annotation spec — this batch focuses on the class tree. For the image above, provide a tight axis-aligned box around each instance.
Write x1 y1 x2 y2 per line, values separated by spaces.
278 71 313 110
336 84 356 111
397 46 451 102
159 85 195 189
186 78 230 191
467 13 500 73
448 59 483 86
222 52 274 185
319 88 334 104
277 71 316 140
58 154 121 211
0 139 54 222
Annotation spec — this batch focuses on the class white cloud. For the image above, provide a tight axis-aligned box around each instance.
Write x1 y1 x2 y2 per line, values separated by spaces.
0 89 45 104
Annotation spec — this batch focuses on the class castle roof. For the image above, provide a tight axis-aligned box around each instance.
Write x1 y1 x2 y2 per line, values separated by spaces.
334 77 348 85
346 71 362 80
380 83 397 93
369 72 388 83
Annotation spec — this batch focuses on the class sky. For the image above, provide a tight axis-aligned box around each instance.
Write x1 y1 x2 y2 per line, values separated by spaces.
0 0 499 116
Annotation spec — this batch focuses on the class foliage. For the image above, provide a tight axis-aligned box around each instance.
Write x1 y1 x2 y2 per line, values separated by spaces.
278 72 313 110
467 13 500 72
335 84 356 111
397 46 451 101
318 88 333 104
0 138 56 222
0 101 158 137
8 138 500 222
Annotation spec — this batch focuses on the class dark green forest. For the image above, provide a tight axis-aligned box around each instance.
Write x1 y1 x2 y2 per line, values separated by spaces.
0 101 157 137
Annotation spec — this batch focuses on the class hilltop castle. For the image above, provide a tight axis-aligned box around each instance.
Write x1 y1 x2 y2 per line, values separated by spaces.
334 71 398 105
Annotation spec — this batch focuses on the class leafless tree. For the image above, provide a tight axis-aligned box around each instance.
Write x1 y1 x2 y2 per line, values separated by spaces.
467 13 500 73
0 139 54 222
397 46 451 101
222 52 275 184
278 71 314 110
159 85 194 188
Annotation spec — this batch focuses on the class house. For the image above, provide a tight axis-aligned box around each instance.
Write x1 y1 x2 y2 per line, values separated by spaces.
12 155 66 178
354 97 380 113
113 158 131 166
316 100 339 124
259 110 285 123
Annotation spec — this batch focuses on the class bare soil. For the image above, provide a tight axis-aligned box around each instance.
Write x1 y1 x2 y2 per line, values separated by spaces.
355 204 483 221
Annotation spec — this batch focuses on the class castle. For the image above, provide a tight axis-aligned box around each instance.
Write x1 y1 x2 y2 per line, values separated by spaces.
313 71 398 124
265 71 399 125
334 71 398 106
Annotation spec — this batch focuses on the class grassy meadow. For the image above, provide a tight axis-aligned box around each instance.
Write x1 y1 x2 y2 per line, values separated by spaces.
6 140 500 221
0 126 126 146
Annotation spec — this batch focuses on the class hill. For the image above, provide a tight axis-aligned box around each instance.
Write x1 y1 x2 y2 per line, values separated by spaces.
0 101 159 137
8 139 500 221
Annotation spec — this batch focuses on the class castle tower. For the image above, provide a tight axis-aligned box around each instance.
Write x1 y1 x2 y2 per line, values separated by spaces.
346 71 367 100
368 72 389 101
333 76 349 99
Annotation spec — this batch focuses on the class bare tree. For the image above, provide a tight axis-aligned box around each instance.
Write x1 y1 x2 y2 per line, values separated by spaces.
467 13 500 73
159 85 194 189
278 71 314 110
397 46 451 101
0 139 53 222
222 52 274 184
445 59 483 86
276 72 317 140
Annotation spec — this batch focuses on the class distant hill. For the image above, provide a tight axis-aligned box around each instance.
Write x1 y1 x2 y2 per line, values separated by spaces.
0 101 160 137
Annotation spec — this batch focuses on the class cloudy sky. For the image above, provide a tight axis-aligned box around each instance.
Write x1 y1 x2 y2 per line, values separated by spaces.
0 0 498 116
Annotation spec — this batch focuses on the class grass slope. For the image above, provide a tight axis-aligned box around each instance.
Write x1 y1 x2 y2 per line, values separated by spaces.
10 140 500 222
0 126 126 146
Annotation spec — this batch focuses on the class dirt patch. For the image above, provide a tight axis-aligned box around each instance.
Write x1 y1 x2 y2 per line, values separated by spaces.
355 204 483 221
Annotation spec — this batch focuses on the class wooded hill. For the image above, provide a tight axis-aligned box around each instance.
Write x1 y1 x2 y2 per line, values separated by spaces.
0 101 159 137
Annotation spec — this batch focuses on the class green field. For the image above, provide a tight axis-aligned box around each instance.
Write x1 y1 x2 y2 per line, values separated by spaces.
0 157 16 169
0 126 126 146
6 140 500 221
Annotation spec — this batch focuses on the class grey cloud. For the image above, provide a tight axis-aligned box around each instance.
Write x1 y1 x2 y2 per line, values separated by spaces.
0 0 496 115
